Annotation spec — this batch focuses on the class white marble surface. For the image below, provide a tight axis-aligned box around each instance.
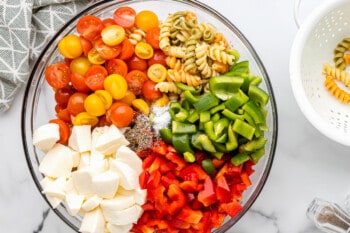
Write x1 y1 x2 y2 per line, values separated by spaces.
2 0 350 232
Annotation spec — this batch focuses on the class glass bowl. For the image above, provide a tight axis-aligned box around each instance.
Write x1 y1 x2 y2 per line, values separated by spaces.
21 0 278 232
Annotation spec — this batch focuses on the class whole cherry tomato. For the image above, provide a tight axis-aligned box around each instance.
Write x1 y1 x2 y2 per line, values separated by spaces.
54 87 74 108
113 6 136 29
148 49 167 67
45 62 71 89
126 54 148 71
106 102 134 128
142 79 162 101
67 92 88 116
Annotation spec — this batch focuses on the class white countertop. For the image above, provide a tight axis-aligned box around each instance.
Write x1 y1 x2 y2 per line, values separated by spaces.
2 0 350 232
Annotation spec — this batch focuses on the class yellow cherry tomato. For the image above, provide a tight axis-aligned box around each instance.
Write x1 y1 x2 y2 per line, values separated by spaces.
58 34 83 59
153 94 169 107
132 98 150 116
70 56 91 76
88 47 106 65
73 112 99 126
95 90 113 110
147 63 167 83
84 93 107 116
104 74 128 100
135 10 159 32
101 25 126 46
135 42 154 59
119 90 136 105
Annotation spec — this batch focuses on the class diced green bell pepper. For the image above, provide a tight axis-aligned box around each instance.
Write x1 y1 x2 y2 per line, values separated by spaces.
231 153 250 166
222 109 244 121
239 137 267 152
193 93 220 112
159 128 173 144
170 102 188 122
250 148 265 163
248 85 269 107
172 121 197 134
224 89 249 112
202 159 215 176
209 75 244 100
232 119 256 140
172 134 193 154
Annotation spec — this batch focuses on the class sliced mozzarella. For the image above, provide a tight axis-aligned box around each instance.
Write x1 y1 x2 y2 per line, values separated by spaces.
92 170 119 199
115 145 143 174
64 177 78 195
39 144 73 178
106 222 132 233
79 208 105 233
65 193 84 216
33 123 60 152
71 167 94 196
93 125 129 154
90 150 105 164
68 125 92 153
78 151 90 170
41 176 67 199
102 204 143 225
40 177 63 208
100 194 135 212
71 150 80 168
109 160 139 190
116 187 146 206
82 195 101 212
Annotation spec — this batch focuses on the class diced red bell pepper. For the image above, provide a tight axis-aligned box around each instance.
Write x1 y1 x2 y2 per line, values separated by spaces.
167 184 186 215
179 180 199 192
192 211 211 233
142 153 156 169
179 164 208 181
152 140 168 155
160 160 177 174
240 171 252 187
176 206 203 224
209 210 226 228
219 199 243 218
161 171 179 188
165 151 187 171
198 176 217 207
148 156 166 173
170 218 191 230
243 159 255 175
226 162 243 177
139 170 149 189
215 175 231 203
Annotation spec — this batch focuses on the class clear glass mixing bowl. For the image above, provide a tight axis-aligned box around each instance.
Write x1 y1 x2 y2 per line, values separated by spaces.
21 0 278 232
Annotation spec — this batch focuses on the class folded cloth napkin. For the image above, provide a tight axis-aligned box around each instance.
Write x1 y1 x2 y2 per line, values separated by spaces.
0 0 94 113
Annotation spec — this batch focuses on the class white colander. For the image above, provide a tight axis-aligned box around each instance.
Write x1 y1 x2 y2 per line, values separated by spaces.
290 0 350 146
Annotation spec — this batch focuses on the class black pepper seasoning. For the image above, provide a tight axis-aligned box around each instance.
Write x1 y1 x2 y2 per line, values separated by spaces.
307 198 350 233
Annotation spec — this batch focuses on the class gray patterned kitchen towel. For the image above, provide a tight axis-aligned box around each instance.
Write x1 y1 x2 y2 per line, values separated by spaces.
0 0 94 113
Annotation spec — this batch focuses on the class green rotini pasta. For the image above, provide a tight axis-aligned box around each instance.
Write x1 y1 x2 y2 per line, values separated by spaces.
333 37 350 70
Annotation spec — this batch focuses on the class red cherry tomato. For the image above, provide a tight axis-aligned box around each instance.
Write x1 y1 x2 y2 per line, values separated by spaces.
113 6 136 29
76 15 104 41
54 87 74 108
106 102 134 128
71 73 90 93
56 108 72 124
102 18 117 27
125 70 148 95
142 79 162 101
106 59 128 77
45 62 71 89
126 54 148 71
49 119 71 144
147 49 167 67
67 92 88 116
94 38 122 60
79 36 93 56
145 27 160 49
118 39 135 60
84 65 108 91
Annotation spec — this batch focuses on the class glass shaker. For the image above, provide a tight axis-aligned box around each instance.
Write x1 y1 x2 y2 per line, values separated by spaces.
307 198 350 233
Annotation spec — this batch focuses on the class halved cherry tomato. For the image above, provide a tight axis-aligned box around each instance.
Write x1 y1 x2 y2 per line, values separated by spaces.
135 10 159 32
148 49 167 67
118 39 135 60
147 64 167 83
145 27 160 49
119 90 136 105
103 74 128 100
142 79 162 101
125 70 148 95
70 56 91 76
88 47 106 65
77 15 104 41
106 58 128 77
45 62 71 89
67 92 88 116
56 108 71 123
135 42 154 59
54 87 74 108
49 119 70 144
71 73 90 93
102 18 117 27
106 102 134 128
73 112 99 126
94 38 122 60
113 6 136 29
79 36 93 56
84 65 108 91
126 54 148 71
101 25 125 46
84 90 112 116
58 34 83 59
